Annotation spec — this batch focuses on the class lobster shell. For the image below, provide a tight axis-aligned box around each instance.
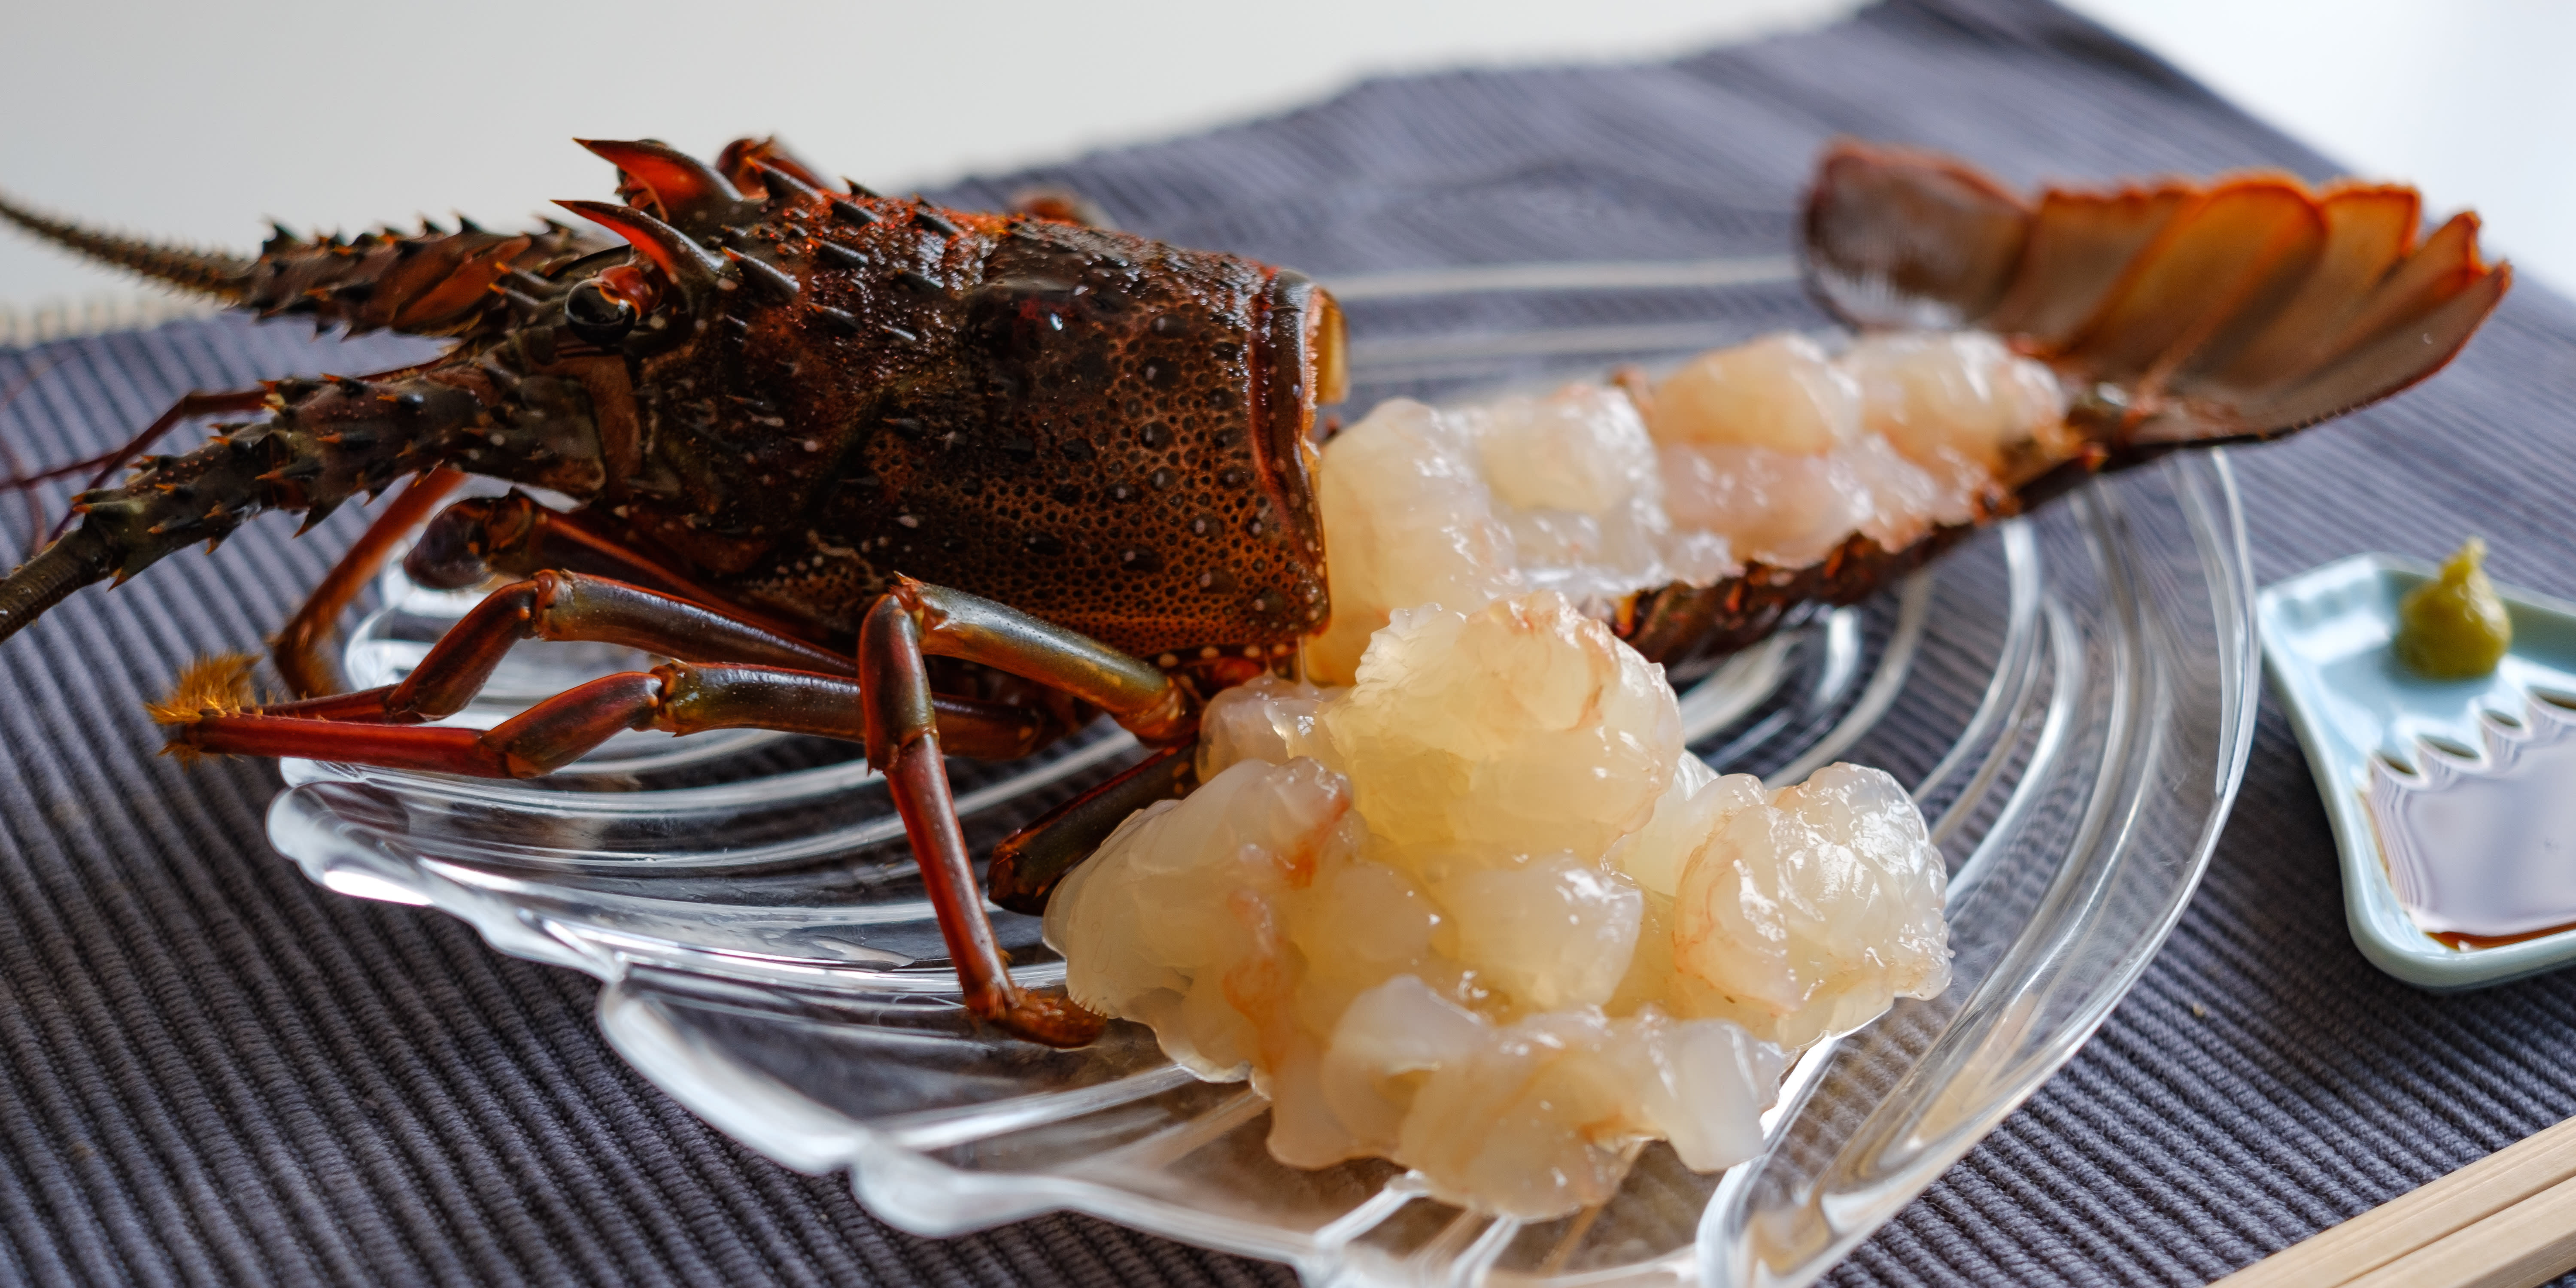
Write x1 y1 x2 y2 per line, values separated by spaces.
1804 140 2510 451
1621 141 2510 662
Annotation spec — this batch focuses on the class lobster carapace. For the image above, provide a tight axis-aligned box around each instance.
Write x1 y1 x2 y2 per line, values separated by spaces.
0 138 2507 1046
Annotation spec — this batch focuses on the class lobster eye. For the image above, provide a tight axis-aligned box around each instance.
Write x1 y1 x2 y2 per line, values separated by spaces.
563 279 638 345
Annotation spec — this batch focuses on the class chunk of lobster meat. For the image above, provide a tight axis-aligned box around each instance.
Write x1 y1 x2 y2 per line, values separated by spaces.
1656 433 1962 569
1476 386 1719 598
1311 320 2080 655
1843 330 2072 477
1318 592 1681 861
1647 333 1860 453
1307 391 1727 684
1307 401 1527 685
1804 140 2509 454
1665 762 1951 1049
1044 755 1363 1081
1434 852 1644 1012
1321 979 1784 1214
1646 328 2069 471
1643 329 2062 566
1051 590 1949 1215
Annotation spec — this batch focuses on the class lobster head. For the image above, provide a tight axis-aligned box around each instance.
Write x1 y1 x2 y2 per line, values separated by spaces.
550 139 1349 659
0 137 1348 665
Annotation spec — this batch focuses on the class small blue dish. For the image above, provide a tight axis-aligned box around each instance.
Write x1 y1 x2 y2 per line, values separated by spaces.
2260 553 2576 989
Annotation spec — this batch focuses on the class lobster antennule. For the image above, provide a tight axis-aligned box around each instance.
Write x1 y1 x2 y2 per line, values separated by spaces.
1804 140 2511 452
0 190 253 299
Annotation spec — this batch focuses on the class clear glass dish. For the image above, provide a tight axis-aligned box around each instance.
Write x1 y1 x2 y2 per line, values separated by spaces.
264 262 2260 1288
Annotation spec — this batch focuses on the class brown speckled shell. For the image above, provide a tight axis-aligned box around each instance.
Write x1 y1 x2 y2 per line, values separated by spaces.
1619 525 1978 664
603 194 1328 659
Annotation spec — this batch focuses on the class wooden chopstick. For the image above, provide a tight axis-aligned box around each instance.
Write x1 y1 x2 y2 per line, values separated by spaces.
2214 1114 2576 1288
2343 1173 2576 1288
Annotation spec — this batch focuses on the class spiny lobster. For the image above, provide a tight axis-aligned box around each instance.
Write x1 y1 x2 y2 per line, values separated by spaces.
0 137 2507 1046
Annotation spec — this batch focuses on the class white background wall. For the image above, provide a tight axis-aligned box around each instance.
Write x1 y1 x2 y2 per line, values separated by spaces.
2 0 2564 310
2057 0 2574 291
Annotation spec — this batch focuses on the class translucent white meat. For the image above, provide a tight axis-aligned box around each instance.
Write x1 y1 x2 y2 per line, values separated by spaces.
1320 592 1679 861
1307 386 1728 684
1842 330 2071 479
1664 762 1953 1048
1655 434 1963 569
1307 330 2069 679
1047 591 1953 1217
1647 333 1859 454
1307 400 1526 687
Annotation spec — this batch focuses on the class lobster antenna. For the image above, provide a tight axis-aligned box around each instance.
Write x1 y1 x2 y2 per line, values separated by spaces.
0 190 253 300
0 526 112 647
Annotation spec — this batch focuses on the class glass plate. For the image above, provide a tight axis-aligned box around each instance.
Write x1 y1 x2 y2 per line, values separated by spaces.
264 261 2260 1288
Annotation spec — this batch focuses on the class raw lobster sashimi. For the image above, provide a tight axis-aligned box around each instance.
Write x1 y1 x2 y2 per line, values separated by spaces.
1048 591 1949 1216
1041 144 2509 1214
0 140 2508 1066
1321 143 2510 675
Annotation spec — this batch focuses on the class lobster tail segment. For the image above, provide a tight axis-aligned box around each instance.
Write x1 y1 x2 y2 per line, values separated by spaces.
0 190 254 298
1805 141 2510 459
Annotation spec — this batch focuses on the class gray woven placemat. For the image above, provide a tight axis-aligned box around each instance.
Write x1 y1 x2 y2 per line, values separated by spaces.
7 0 2575 1283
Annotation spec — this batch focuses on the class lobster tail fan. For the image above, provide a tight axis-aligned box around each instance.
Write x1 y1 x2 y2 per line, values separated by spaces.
0 191 253 299
2162 208 2509 442
1804 142 2031 330
1803 140 2511 455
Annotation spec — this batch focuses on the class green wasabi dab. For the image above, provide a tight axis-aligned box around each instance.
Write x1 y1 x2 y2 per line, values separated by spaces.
2394 537 2512 679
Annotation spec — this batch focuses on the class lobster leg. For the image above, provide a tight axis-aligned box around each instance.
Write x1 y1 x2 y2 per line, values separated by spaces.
172 662 1062 769
7 356 444 538
399 491 825 646
273 468 468 698
885 576 1191 745
260 569 857 724
987 744 1198 914
173 640 1099 1044
178 671 666 777
0 387 269 501
166 577 1193 1045
858 588 1161 1047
